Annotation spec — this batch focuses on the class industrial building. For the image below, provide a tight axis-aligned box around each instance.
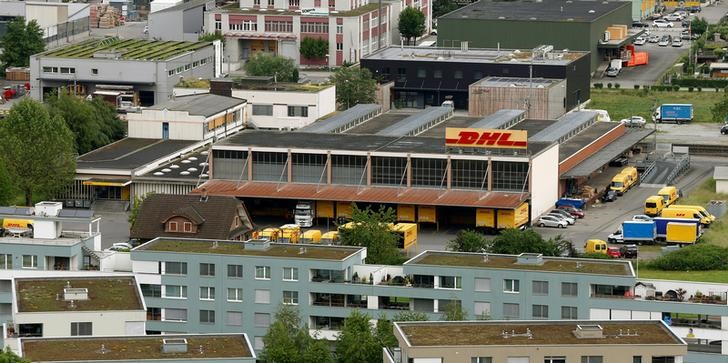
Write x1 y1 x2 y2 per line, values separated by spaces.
360 46 590 110
437 0 636 71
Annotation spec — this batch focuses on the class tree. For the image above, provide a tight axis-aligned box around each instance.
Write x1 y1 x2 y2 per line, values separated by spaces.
374 313 398 349
128 193 153 226
198 32 225 44
0 159 17 205
46 91 124 154
244 53 299 82
330 66 377 110
300 37 329 59
711 94 728 122
398 7 425 45
447 229 489 252
392 311 429 322
443 300 467 321
432 0 460 19
690 17 708 35
489 229 570 256
0 347 29 363
261 305 334 363
0 98 75 206
338 204 404 265
336 310 380 363
0 17 44 69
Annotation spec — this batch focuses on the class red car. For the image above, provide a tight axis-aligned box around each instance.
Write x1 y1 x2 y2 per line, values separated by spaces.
607 247 622 258
557 205 585 218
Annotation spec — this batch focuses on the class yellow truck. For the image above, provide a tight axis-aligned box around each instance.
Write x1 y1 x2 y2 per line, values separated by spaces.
658 186 680 207
320 231 339 245
610 167 638 195
476 202 529 231
666 222 700 245
278 224 301 243
392 223 417 250
661 208 711 227
644 196 665 216
254 227 281 241
301 230 322 243
584 239 608 254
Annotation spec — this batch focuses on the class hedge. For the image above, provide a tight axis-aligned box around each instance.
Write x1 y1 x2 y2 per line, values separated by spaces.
672 78 728 88
647 244 728 271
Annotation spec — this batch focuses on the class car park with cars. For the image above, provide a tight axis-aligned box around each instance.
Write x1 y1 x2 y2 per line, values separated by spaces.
653 19 673 28
658 35 671 46
547 209 576 225
601 190 618 203
557 205 585 218
672 38 683 47
537 215 568 228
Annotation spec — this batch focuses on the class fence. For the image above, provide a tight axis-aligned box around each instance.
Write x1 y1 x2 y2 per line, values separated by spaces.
44 18 90 49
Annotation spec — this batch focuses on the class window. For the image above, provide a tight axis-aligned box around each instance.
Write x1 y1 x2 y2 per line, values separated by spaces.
42 66 58 73
92 68 98 75
141 284 161 297
474 278 491 292
193 60 200 67
532 280 549 295
59 67 75 74
454 70 463 79
255 289 271 304
561 306 578 319
168 70 174 76
532 304 548 319
504 279 520 293
473 71 484 80
289 0 299 6
301 21 329 33
503 303 520 319
199 287 215 300
264 20 293 32
471 358 492 363
255 266 271 279
561 282 578 296
474 301 491 318
268 0 274 6
336 43 343 50
70 322 92 336
200 58 207 65
545 358 565 363
228 288 243 302
200 263 215 276
167 221 178 232
22 255 37 269
287 106 308 117
183 221 192 232
147 307 161 320
254 0 260 5
164 261 187 275
228 264 243 278
164 308 187 322
252 104 273 116
164 285 188 299
254 336 265 350
282 290 298 305
283 267 298 281
176 66 183 74
215 21 222 30
633 357 642 363
650 358 675 363
433 69 442 78
226 311 243 326
254 312 270 327
417 68 426 78
439 275 462 289
0 254 11 269
580 357 603 363
200 309 215 324
336 24 343 33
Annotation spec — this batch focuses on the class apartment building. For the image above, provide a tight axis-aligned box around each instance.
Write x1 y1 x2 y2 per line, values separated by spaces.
388 320 687 363
204 0 432 67
128 238 727 361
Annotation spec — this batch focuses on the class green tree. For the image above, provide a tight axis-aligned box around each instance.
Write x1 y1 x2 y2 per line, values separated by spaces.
711 94 728 122
0 347 29 363
398 7 426 45
0 159 17 205
198 32 225 44
261 305 334 363
392 311 429 322
46 91 124 154
128 193 153 226
443 299 467 321
300 37 329 59
374 313 398 349
0 17 44 69
490 229 569 256
330 66 377 110
336 310 380 363
244 53 299 82
339 204 404 265
0 98 75 206
690 17 708 35
447 229 489 252
432 0 460 19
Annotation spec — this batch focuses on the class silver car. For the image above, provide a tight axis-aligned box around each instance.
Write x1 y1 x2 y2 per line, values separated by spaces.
537 215 568 228
547 210 576 225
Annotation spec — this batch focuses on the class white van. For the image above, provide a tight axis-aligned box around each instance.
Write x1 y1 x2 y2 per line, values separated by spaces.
583 109 611 122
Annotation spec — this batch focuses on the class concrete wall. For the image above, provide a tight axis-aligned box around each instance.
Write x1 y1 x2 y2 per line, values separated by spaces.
128 110 206 140
14 310 146 337
530 143 560 221
149 8 184 41
231 86 335 129
716 179 728 194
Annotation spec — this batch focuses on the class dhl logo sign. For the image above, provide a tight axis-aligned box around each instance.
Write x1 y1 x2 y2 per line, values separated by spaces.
445 128 528 149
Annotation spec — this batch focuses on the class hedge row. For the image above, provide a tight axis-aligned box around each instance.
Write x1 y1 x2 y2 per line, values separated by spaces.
672 78 728 88
648 244 728 271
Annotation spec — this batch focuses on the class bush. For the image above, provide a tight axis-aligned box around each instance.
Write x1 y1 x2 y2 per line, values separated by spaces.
688 87 694 92
594 83 603 89
673 78 728 89
607 83 613 89
673 85 680 91
581 252 611 260
614 83 621 89
698 87 702 92
634 85 640 90
299 37 329 59
648 244 728 271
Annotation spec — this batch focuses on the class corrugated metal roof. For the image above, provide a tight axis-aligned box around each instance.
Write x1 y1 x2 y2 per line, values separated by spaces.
529 111 597 143
560 129 654 178
299 104 381 133
376 107 453 136
194 180 528 209
148 94 245 117
471 109 526 129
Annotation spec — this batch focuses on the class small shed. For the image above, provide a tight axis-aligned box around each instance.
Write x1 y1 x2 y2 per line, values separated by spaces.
714 166 728 194
634 282 656 299
709 62 728 78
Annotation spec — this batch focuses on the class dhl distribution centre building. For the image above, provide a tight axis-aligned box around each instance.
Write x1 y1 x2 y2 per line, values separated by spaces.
194 105 654 230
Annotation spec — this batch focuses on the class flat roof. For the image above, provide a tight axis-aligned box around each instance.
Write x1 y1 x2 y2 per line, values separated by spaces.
530 111 597 143
135 238 362 260
345 112 410 134
510 119 558 135
21 334 254 362
136 147 209 182
406 251 633 276
364 46 588 66
558 122 620 161
418 116 482 137
300 104 382 133
396 320 683 347
561 129 655 178
15 277 143 312
147 94 245 117
376 107 452 136
473 77 562 88
195 180 530 209
441 0 631 22
0 236 88 247
0 207 96 222
77 138 198 171
216 130 551 155
40 37 211 61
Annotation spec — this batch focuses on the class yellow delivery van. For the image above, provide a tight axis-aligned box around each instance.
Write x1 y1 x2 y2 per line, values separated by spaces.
644 196 665 216
657 186 680 207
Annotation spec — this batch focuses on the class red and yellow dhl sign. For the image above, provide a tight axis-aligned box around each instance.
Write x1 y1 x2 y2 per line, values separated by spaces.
445 128 528 149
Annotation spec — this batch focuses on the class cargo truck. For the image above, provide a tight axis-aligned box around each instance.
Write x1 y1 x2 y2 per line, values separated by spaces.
294 201 315 227
476 202 529 232
652 104 693 124
666 222 700 245
654 217 701 243
621 220 657 244
668 204 715 222
609 218 700 245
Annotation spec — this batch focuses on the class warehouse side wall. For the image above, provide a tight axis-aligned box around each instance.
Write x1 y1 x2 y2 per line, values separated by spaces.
530 143 559 221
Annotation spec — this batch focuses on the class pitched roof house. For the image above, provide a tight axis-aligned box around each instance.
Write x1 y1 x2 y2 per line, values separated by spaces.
130 194 253 241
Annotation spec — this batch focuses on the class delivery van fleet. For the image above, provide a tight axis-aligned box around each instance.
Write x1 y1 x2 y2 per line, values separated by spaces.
669 205 715 222
661 207 711 227
644 196 666 216
610 167 638 195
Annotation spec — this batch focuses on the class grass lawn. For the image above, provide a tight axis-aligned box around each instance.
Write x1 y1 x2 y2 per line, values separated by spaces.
589 89 725 123
636 266 728 283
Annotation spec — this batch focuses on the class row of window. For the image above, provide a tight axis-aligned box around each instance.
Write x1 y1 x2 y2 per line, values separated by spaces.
300 21 329 33
42 66 76 74
229 21 257 31
166 57 210 77
251 104 309 117
156 308 266 326
265 20 293 33
499 303 577 320
251 0 337 7
147 284 299 305
500 279 578 297
0 254 37 269
471 357 660 363
162 262 298 280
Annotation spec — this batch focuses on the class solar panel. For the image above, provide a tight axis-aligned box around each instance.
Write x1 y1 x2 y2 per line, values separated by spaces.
376 107 453 136
0 206 33 216
470 109 526 129
529 111 597 143
58 209 95 218
299 104 381 133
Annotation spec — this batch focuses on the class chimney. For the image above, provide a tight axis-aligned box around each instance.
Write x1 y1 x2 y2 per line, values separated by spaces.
210 78 233 97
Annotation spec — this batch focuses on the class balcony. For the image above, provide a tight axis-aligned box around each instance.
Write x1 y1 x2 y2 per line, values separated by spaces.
378 296 410 310
590 284 632 299
311 293 367 308
311 269 346 283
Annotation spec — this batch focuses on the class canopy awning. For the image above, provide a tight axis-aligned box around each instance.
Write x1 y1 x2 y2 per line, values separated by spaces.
82 179 131 187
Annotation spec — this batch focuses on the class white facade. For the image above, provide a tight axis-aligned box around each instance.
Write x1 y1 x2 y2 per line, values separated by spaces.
127 106 245 141
12 310 146 337
715 166 728 194
529 143 560 221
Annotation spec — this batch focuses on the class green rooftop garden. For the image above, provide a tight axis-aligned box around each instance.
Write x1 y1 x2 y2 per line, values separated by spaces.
138 239 361 260
42 37 211 61
16 278 143 312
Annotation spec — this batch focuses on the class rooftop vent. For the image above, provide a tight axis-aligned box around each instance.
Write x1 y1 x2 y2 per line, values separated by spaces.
573 324 604 339
245 238 271 250
516 253 544 265
35 201 63 217
64 287 89 301
162 338 188 353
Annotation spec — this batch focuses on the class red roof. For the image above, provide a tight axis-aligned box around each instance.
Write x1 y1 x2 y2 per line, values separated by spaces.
194 180 528 209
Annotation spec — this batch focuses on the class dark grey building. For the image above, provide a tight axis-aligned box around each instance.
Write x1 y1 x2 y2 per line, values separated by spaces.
360 46 591 110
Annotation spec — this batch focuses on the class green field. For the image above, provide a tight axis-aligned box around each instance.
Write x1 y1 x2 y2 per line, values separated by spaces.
636 266 728 283
589 89 725 123
678 179 728 247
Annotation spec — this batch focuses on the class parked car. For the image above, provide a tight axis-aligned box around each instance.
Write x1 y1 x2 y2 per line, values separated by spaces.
672 38 683 47
634 36 647 45
620 244 639 258
537 215 568 228
609 157 629 167
632 21 649 28
620 116 647 127
689 6 701 13
608 228 624 244
601 190 618 203
653 19 674 28
607 246 623 258
557 205 585 218
430 29 438 35
721 124 728 134
547 210 576 225
108 242 133 252
658 35 671 46
633 214 653 222
648 34 660 43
